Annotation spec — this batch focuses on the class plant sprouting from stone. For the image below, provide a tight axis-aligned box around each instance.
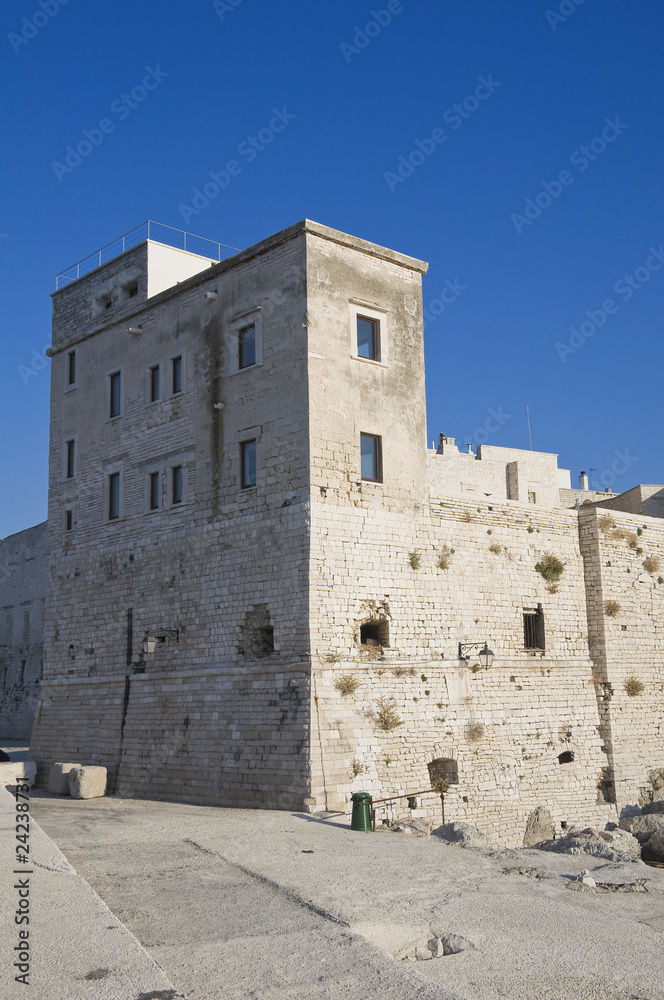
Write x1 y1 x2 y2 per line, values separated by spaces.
437 545 454 570
334 673 360 697
535 552 565 585
374 697 403 731
466 721 485 742
624 676 644 697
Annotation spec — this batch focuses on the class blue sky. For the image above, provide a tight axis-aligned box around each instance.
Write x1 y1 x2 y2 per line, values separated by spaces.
1 0 663 537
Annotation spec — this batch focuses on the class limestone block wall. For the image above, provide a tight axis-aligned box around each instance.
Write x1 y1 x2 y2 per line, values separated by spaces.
31 675 126 784
307 492 614 844
310 494 592 660
579 506 664 810
594 485 664 519
33 665 311 807
0 523 46 739
310 659 614 848
427 441 510 501
428 442 566 508
51 241 216 353
33 226 315 803
559 487 614 509
306 230 429 507
43 229 311 675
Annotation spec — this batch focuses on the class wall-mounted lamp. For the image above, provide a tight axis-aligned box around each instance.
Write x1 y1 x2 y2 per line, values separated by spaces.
141 628 180 655
458 641 494 669
205 290 218 301
128 326 142 336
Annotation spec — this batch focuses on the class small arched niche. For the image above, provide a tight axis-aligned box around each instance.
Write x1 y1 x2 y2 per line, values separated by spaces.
428 757 459 788
558 750 575 765
360 619 389 647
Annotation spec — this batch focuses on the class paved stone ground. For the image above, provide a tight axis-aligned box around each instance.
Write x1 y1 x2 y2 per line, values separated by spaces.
17 790 664 1000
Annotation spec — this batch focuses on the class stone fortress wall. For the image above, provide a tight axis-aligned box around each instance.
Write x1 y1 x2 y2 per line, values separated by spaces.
32 224 315 806
8 218 663 848
0 523 46 740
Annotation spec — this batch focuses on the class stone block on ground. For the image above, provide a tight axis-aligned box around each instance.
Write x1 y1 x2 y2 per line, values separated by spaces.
640 828 664 865
432 821 488 849
620 813 664 843
538 827 641 863
69 766 107 799
48 762 81 795
389 817 433 837
523 806 555 847
0 760 36 787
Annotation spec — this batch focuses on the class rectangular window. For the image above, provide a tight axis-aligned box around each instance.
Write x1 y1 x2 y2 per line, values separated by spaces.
67 350 76 386
172 465 183 504
357 316 380 361
360 433 382 482
65 509 73 531
149 365 160 402
109 371 121 418
108 472 120 520
528 491 537 504
240 440 256 488
66 439 75 479
239 324 256 368
172 355 183 394
128 283 138 298
523 606 545 650
149 472 160 510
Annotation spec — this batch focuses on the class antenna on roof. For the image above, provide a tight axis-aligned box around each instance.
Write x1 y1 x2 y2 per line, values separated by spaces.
525 403 533 451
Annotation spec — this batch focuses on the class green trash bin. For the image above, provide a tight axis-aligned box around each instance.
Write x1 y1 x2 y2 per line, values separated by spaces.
350 792 373 832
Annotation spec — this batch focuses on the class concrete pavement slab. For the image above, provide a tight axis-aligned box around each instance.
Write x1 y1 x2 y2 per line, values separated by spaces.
29 794 664 1000
1 785 183 1000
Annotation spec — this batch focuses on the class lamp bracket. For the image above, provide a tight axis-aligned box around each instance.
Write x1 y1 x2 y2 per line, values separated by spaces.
155 628 179 642
458 642 483 660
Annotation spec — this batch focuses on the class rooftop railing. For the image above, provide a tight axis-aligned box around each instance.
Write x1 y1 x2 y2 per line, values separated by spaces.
55 220 240 289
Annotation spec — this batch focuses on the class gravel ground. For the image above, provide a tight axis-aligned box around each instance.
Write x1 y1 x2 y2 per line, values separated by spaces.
20 792 664 1000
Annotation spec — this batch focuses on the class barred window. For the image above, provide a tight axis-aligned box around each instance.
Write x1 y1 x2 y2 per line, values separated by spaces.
523 605 545 650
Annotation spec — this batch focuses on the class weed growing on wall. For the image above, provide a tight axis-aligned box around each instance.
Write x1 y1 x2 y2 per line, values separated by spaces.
466 721 485 742
374 697 403 731
535 552 565 593
437 545 454 570
624 676 645 697
334 673 359 696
